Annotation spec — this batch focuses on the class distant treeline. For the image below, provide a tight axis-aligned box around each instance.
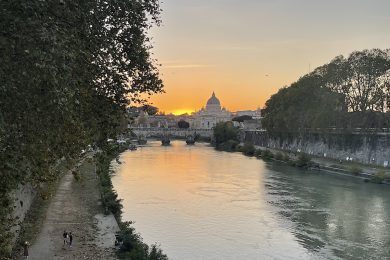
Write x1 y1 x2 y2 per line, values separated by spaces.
262 49 390 133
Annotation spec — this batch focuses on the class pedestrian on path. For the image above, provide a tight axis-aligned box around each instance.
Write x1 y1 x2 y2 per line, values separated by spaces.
69 232 73 247
63 230 68 245
23 241 29 258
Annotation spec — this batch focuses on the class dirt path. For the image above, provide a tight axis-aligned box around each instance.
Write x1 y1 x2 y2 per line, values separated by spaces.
21 156 118 260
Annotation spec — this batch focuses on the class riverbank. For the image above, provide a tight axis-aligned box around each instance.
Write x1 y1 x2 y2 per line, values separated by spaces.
12 153 118 260
257 145 390 183
95 144 168 259
11 144 169 260
216 139 390 184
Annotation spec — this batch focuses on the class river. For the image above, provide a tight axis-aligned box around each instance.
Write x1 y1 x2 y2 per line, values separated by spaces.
111 141 390 260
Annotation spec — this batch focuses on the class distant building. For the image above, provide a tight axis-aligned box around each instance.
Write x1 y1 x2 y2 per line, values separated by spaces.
192 92 232 129
235 108 262 119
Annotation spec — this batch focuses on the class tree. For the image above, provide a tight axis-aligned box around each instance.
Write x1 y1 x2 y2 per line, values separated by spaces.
178 120 190 129
262 48 390 134
316 49 390 112
142 105 159 116
232 115 253 122
213 122 239 147
262 74 345 132
0 0 164 255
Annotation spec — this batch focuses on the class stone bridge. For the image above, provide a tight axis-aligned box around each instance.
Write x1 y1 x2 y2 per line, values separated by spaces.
130 127 213 145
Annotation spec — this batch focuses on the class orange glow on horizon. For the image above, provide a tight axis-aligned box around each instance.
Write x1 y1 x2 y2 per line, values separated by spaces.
170 109 195 116
146 0 390 114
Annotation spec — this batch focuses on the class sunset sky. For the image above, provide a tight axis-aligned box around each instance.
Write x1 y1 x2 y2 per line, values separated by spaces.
147 0 390 115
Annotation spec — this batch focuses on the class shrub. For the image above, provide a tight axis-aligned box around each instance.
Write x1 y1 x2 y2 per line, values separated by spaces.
214 122 239 146
282 154 291 162
350 166 362 175
288 160 297 167
261 150 274 160
296 153 311 167
370 171 386 184
255 149 263 157
218 139 239 152
97 148 167 259
275 152 284 161
241 143 256 156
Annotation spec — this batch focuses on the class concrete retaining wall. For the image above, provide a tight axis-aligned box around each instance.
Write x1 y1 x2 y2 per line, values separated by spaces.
242 130 390 167
10 184 37 243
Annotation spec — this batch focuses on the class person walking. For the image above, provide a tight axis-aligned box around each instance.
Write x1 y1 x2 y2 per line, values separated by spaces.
63 230 68 245
69 232 73 247
23 241 29 258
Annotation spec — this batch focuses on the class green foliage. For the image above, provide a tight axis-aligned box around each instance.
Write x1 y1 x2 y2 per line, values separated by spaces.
213 122 239 148
262 74 344 132
350 166 363 175
275 152 284 161
296 153 312 168
370 171 387 184
142 105 159 116
116 222 167 260
240 143 256 156
219 140 239 152
255 149 263 157
0 0 163 254
262 49 390 134
232 115 253 122
178 120 190 129
283 153 291 162
97 148 167 259
261 150 274 160
318 49 390 112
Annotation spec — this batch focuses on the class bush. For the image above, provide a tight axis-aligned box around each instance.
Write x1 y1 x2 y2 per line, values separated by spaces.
116 222 167 259
255 149 263 157
218 139 239 152
97 148 167 259
296 153 311 167
350 166 363 175
370 171 386 184
261 150 274 160
282 154 291 162
275 152 284 161
241 143 256 156
214 122 238 146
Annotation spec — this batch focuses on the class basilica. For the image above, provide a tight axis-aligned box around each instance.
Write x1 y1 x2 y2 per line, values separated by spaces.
191 92 232 129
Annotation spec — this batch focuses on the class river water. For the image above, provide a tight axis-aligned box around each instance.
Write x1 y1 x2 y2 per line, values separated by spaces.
111 141 390 260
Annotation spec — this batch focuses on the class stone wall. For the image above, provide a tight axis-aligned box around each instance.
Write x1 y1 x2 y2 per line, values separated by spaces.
10 184 37 243
242 130 390 167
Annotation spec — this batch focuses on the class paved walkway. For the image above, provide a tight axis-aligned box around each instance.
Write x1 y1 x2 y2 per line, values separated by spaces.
21 156 117 260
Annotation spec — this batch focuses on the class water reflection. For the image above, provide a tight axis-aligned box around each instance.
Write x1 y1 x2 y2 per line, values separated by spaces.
112 141 390 260
265 163 390 259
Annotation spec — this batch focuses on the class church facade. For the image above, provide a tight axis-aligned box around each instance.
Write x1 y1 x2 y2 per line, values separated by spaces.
191 92 232 129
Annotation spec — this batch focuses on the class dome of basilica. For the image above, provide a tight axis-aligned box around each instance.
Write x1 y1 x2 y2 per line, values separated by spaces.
206 92 221 106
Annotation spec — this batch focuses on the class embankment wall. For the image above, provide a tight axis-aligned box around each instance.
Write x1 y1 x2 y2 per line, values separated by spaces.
242 131 390 167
